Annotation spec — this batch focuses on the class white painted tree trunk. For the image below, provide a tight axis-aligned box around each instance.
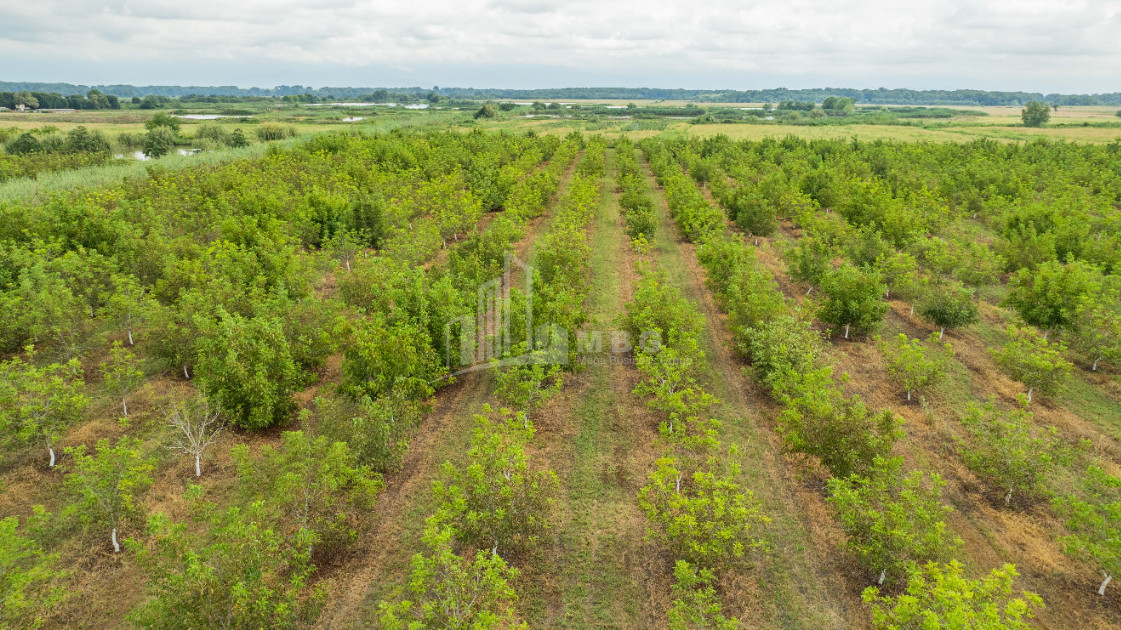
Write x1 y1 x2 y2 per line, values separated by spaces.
806 286 813 296
1093 357 1101 371
885 287 890 298
345 260 351 272
1027 387 1033 403
1005 488 1013 504
910 304 914 316
754 237 759 246
49 448 55 468
112 528 120 553
195 453 202 477
878 569 886 584
906 390 911 401
939 326 945 339
127 329 134 345
1100 573 1112 596
183 365 190 379
122 399 128 416
844 324 850 339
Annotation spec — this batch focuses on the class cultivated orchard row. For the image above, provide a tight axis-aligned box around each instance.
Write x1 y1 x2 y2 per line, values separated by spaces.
0 129 593 627
649 134 1121 628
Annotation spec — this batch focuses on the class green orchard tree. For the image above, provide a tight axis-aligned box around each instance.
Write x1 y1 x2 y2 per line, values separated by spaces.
957 398 1059 506
863 561 1043 630
131 498 323 630
785 236 834 294
309 392 425 474
827 458 961 585
817 264 888 339
5 351 88 467
196 311 304 430
918 282 979 339
100 274 157 346
494 345 563 427
667 560 740 630
1005 260 1100 336
1021 101 1051 127
1072 292 1121 372
1053 466 1121 596
233 430 381 556
377 517 525 630
100 341 143 417
990 325 1072 403
875 251 921 301
877 333 953 402
0 509 67 629
433 409 557 556
638 454 769 570
64 437 155 553
340 313 440 403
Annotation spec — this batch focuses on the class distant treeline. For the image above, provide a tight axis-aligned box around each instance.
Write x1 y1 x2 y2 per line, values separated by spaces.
2 82 1120 106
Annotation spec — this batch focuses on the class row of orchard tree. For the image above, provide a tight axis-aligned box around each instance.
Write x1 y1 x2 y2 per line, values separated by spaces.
0 130 588 627
678 134 1121 605
646 137 1057 628
378 139 607 627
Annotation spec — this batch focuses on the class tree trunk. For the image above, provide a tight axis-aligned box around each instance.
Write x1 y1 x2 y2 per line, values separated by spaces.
183 365 190 379
1100 573 1113 596
112 528 120 553
909 304 914 316
885 287 890 299
844 324 850 339
878 569 886 584
939 326 945 340
127 329 134 345
122 398 129 416
1027 387 1033 403
196 453 202 477
1005 488 1013 505
345 260 351 272
49 447 55 468
1093 357 1101 371
806 286 813 296
906 390 911 401
754 237 759 246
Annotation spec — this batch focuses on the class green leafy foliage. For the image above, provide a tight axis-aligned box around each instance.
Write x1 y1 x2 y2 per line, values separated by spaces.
1005 260 1100 333
863 561 1043 630
638 455 769 569
433 408 557 556
667 560 740 630
817 264 889 339
918 282 979 339
341 313 440 403
378 518 526 629
232 430 381 557
131 499 324 630
828 458 960 584
63 437 155 553
957 399 1059 505
100 341 143 417
1053 466 1121 594
197 311 305 429
877 333 953 401
0 509 67 629
990 325 1072 403
0 350 88 466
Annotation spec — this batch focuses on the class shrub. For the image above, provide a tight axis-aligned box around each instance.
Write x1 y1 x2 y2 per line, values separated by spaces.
877 333 953 402
817 264 889 339
1053 465 1121 596
667 560 739 630
990 325 1072 404
143 127 176 158
863 561 1043 630
957 399 1058 505
918 282 979 339
828 458 960 585
256 124 296 142
63 437 155 553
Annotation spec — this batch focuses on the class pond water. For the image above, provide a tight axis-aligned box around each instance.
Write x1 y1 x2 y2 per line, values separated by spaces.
342 117 364 122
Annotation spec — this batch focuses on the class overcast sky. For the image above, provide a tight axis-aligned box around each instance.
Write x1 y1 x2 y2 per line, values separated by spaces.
2 0 1119 92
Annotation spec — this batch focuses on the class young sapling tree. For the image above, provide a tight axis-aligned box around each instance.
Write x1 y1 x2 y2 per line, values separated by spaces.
101 341 142 417
64 437 155 552
164 395 224 477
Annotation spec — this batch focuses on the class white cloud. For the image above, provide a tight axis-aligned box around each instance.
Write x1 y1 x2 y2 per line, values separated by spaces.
0 0 1118 91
